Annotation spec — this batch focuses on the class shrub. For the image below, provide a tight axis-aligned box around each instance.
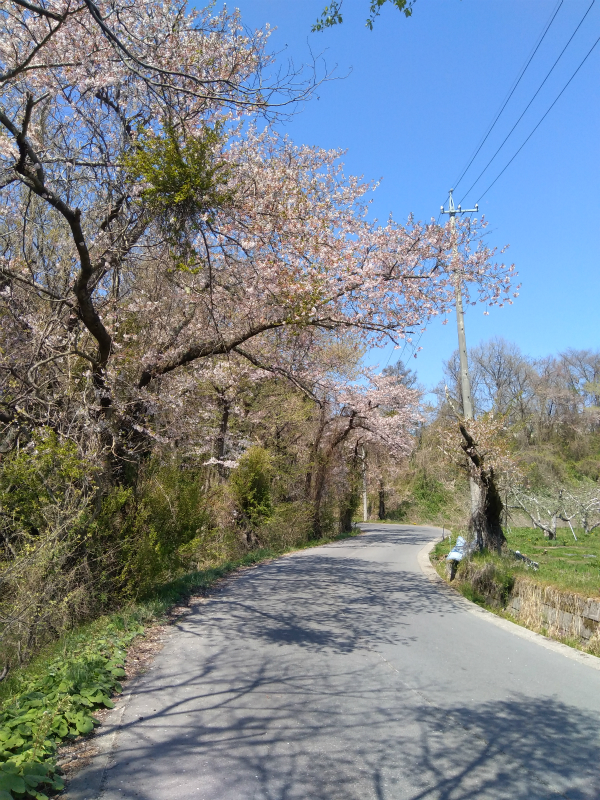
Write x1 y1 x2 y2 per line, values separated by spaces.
456 554 519 608
229 447 273 527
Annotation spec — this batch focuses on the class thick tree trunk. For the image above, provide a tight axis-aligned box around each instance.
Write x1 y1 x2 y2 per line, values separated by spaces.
339 500 354 534
338 445 361 534
361 447 368 522
469 466 506 553
459 423 506 553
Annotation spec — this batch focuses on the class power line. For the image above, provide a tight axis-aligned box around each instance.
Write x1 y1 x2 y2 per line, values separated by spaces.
476 30 600 204
459 0 595 204
452 0 563 194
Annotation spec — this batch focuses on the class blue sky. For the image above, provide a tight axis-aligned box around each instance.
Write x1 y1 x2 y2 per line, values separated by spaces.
221 0 600 390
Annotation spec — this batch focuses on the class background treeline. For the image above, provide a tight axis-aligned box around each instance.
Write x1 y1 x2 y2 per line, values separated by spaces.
369 338 600 537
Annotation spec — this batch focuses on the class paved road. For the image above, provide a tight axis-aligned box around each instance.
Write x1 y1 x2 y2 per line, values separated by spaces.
76 525 600 800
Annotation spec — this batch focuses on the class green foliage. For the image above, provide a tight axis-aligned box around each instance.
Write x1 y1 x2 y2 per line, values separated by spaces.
411 472 450 518
123 124 231 230
0 429 92 537
230 447 273 526
112 463 212 599
0 431 99 669
387 471 454 524
0 619 143 800
312 0 414 31
257 501 313 550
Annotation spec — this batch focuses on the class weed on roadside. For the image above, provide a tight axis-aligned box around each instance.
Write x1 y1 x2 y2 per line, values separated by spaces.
0 529 359 800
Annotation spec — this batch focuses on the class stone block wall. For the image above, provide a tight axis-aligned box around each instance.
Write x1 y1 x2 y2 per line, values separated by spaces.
507 578 600 643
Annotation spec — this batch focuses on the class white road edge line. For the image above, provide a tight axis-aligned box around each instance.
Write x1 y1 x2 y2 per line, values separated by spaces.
418 536 600 673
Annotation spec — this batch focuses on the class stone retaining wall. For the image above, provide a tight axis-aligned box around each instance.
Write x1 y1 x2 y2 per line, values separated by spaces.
507 578 600 643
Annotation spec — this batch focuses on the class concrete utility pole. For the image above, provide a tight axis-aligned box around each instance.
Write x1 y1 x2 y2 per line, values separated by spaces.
440 190 482 531
440 189 478 421
360 445 368 522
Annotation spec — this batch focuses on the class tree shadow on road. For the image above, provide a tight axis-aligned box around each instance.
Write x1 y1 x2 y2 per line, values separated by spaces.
71 526 600 800
88 662 600 800
186 525 459 656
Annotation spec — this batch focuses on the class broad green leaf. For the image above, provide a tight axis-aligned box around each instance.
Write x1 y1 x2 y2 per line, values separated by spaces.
110 669 126 678
75 717 94 735
51 720 68 738
22 764 49 778
0 774 26 793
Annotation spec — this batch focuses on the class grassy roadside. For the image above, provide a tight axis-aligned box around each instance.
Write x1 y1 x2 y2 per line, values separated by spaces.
432 527 600 595
430 527 600 656
0 530 359 800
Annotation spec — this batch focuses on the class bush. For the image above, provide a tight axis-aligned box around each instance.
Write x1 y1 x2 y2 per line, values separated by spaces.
110 462 212 599
0 431 97 670
386 470 456 525
455 553 519 608
229 447 272 527
256 501 313 550
411 471 451 520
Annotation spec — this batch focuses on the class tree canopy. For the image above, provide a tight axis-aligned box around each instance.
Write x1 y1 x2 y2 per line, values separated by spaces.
313 0 416 32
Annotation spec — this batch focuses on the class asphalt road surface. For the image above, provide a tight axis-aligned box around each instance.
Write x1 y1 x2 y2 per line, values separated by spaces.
75 524 600 800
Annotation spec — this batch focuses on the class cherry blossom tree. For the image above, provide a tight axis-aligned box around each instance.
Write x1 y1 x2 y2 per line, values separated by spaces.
300 370 421 535
440 407 522 552
0 0 516 478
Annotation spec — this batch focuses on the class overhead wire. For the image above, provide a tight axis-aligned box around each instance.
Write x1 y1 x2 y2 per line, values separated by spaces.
476 30 600 204
452 0 563 194
458 0 596 205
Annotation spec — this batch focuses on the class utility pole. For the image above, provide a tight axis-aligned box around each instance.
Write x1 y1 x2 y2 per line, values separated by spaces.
441 190 482 540
440 189 478 421
360 445 368 522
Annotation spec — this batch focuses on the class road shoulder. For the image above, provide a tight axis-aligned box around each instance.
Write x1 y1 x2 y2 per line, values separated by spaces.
418 537 600 673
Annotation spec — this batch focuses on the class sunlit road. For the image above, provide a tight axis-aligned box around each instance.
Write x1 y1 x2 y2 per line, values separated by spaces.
77 524 600 800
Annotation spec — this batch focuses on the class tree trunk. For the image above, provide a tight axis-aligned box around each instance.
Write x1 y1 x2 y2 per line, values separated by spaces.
339 497 354 534
339 445 361 534
214 393 230 479
469 466 506 553
378 478 385 520
459 423 506 553
311 459 328 539
361 446 368 522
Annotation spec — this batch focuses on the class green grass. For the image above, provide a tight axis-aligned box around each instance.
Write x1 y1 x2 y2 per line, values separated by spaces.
0 529 359 800
432 527 600 598
503 527 600 596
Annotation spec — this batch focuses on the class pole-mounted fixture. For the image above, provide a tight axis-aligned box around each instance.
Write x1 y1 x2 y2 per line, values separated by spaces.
440 188 478 219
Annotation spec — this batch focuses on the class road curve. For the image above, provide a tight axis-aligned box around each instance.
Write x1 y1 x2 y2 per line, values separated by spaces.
71 524 600 800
